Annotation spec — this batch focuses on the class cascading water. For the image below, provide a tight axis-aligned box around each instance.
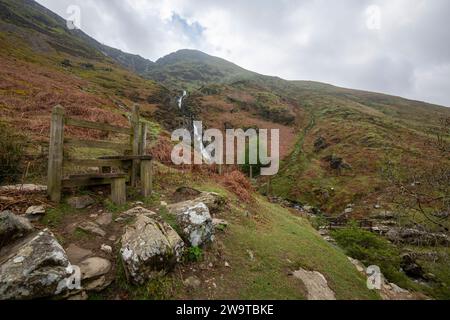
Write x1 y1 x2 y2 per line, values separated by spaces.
178 90 211 163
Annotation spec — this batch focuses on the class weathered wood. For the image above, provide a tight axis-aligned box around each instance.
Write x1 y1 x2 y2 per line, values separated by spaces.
69 173 127 179
111 177 127 205
140 160 153 197
131 105 140 187
62 175 129 188
65 117 131 135
98 155 153 161
64 138 131 151
66 159 123 168
47 105 65 202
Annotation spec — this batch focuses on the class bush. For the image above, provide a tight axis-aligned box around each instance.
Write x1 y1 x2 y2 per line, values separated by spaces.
187 246 203 262
0 123 26 183
332 223 409 286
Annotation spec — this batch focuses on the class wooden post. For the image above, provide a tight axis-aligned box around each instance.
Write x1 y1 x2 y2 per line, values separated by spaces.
218 164 223 176
111 178 126 205
141 160 153 197
267 177 272 196
47 105 65 202
250 165 253 180
131 105 140 187
139 123 148 156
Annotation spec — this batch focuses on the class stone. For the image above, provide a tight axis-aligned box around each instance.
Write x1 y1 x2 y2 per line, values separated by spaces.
348 257 365 273
95 213 113 226
78 222 106 237
184 276 201 289
0 211 34 247
161 201 168 207
292 268 336 300
78 257 111 281
0 230 76 300
65 244 92 264
120 215 185 285
84 276 112 292
0 196 14 202
401 253 425 279
117 207 156 221
168 201 214 247
195 192 226 213
225 262 230 268
67 195 95 209
344 208 353 214
25 205 46 215
100 244 113 254
0 184 47 193
67 291 88 300
387 228 449 246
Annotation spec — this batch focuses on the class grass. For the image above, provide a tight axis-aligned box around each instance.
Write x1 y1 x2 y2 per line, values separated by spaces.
193 185 380 300
41 203 75 227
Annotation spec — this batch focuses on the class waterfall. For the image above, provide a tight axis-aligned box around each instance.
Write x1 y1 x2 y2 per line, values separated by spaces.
178 90 211 164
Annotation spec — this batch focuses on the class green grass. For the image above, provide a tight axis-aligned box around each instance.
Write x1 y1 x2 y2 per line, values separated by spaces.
210 193 379 300
41 203 75 227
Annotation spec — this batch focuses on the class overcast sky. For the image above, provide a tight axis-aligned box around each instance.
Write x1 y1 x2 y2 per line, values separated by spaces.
36 0 450 106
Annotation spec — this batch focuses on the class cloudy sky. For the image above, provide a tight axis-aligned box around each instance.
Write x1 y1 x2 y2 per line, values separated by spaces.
36 0 450 106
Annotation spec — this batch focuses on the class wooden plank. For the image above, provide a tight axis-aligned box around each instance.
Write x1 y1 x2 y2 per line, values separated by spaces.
68 173 127 179
47 105 65 202
111 178 127 205
139 123 148 156
65 117 131 135
98 155 153 161
64 138 131 151
140 160 153 197
66 159 123 168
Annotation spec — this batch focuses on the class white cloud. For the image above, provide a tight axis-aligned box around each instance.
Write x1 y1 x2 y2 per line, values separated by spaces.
36 0 450 106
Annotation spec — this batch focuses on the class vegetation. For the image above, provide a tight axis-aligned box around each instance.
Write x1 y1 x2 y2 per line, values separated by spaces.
0 122 26 183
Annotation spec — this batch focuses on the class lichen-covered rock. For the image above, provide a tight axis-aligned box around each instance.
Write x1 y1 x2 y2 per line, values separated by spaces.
67 195 95 209
0 211 34 248
168 201 214 247
120 215 185 285
0 230 76 300
196 192 226 213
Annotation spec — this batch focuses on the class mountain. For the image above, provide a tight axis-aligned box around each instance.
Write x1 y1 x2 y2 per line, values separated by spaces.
144 49 258 90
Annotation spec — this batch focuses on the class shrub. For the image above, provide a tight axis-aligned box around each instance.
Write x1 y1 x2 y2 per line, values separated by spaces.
0 123 26 183
222 170 253 202
332 223 410 286
187 246 203 262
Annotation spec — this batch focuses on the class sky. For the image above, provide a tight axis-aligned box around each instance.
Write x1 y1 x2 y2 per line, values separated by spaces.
36 0 450 107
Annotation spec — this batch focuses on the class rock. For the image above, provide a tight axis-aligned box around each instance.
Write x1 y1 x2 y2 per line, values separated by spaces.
247 250 255 261
95 213 113 226
212 218 229 230
25 205 46 216
120 215 185 285
84 276 112 292
314 137 329 153
401 253 425 279
134 201 144 206
78 257 111 281
65 244 92 264
387 228 449 246
344 208 353 214
373 211 396 220
348 257 365 273
424 273 436 281
117 207 156 221
0 196 14 202
195 192 226 213
78 222 106 238
167 201 214 247
374 204 381 209
100 244 113 254
67 291 88 300
0 211 34 247
292 268 336 300
0 184 47 193
160 201 168 207
184 276 201 289
324 155 351 171
67 195 95 209
0 230 76 300
225 262 230 268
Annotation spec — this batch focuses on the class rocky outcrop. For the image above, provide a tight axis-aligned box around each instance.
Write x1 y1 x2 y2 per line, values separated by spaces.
292 268 336 300
386 228 449 246
120 215 185 285
0 211 34 248
167 201 214 247
195 192 226 213
67 196 95 209
0 230 76 300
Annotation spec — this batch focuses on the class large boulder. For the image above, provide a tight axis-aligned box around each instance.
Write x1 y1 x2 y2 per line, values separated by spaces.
0 229 76 300
167 201 214 247
0 211 34 248
120 215 185 285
